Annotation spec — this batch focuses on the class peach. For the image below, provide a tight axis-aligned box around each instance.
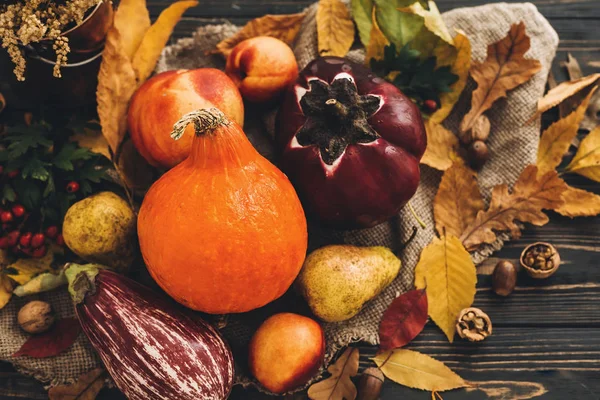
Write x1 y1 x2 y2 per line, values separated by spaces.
128 68 244 169
226 36 299 104
249 313 325 393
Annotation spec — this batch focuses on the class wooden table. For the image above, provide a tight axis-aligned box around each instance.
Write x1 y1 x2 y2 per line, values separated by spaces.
1 1 599 399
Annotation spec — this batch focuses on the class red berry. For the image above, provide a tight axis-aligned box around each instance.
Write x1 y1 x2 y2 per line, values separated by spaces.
423 99 438 113
0 237 8 249
31 233 45 249
55 233 64 247
7 231 19 247
32 245 47 258
7 169 19 179
19 232 32 248
0 211 13 223
45 226 59 239
66 181 80 193
11 204 25 218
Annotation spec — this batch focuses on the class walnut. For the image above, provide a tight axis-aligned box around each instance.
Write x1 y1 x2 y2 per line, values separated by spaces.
17 300 55 334
520 242 560 279
456 307 492 342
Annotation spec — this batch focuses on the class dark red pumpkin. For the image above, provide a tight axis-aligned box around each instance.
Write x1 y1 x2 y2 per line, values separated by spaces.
276 57 427 229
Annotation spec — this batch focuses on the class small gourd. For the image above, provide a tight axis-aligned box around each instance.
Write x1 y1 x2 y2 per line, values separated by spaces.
138 108 308 314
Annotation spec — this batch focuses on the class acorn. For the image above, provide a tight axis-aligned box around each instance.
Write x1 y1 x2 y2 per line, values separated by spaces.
357 367 385 400
468 140 489 170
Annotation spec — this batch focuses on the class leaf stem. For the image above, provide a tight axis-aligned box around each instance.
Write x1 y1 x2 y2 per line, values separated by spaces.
408 201 427 229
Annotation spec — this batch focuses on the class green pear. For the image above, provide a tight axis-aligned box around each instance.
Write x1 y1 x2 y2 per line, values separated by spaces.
295 245 401 322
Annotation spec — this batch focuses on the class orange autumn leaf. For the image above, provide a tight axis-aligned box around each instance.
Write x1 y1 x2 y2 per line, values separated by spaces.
132 1 198 83
534 73 600 119
316 0 356 57
556 185 600 218
565 126 600 182
365 6 389 65
214 13 306 58
308 347 359 400
460 22 541 133
421 120 461 171
537 87 597 174
434 163 485 238
460 165 567 250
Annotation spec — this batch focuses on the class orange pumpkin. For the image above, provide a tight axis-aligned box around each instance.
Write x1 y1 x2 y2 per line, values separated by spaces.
138 108 308 314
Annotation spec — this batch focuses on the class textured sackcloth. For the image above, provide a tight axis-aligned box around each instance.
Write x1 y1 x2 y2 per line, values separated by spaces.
0 1 558 392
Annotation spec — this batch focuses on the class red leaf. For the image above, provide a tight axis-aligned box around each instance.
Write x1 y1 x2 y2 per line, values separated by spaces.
12 317 81 358
379 289 428 351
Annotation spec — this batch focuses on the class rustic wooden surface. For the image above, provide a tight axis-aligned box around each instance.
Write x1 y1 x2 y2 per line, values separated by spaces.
1 0 599 399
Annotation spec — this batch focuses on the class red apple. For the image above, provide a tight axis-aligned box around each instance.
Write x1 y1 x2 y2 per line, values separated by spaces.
128 68 244 169
249 313 324 393
226 36 298 104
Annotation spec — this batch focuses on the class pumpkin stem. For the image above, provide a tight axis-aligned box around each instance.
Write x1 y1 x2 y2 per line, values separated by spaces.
170 108 231 140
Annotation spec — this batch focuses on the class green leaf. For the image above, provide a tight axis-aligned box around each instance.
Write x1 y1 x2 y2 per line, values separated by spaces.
374 0 423 50
43 177 56 198
352 0 374 47
53 143 93 171
4 124 53 158
22 157 51 182
2 185 16 203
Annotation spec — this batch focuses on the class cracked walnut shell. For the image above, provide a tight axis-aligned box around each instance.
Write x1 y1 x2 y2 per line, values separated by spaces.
520 242 560 279
456 307 492 342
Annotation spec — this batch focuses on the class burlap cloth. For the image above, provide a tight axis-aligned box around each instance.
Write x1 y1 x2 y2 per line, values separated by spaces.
0 1 558 393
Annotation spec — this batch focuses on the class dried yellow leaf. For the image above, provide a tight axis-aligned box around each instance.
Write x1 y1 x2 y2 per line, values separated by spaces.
421 120 461 171
3 248 57 286
565 126 600 182
460 165 568 251
365 6 389 64
69 127 111 160
0 274 13 310
461 22 541 133
373 349 468 392
308 347 359 400
132 1 198 83
214 13 306 58
434 163 485 238
414 235 477 342
556 185 600 218
97 27 137 156
537 87 597 174
316 0 355 57
113 0 151 59
534 73 600 119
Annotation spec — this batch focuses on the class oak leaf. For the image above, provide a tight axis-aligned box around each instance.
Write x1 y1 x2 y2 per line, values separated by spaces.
317 0 356 57
48 368 106 400
308 347 359 400
421 121 461 171
379 289 428 351
434 163 485 238
414 235 476 342
214 13 306 58
565 126 600 182
12 317 81 358
373 349 468 391
112 0 150 59
96 27 137 156
0 274 13 310
460 165 568 250
537 87 597 174
556 186 600 218
534 72 600 120
461 22 541 133
132 1 198 83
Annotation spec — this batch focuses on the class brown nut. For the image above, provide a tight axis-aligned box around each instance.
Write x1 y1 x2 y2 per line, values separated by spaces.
17 301 55 334
520 242 560 279
467 140 489 170
460 115 490 145
492 260 517 297
456 307 492 342
357 367 384 400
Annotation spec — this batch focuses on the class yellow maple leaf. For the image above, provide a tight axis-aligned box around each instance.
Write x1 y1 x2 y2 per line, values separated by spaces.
316 0 356 57
434 163 485 238
414 235 477 342
460 165 568 250
421 120 461 171
537 88 597 174
373 349 468 392
214 13 306 58
556 185 600 218
132 1 198 83
461 22 541 133
565 126 600 182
